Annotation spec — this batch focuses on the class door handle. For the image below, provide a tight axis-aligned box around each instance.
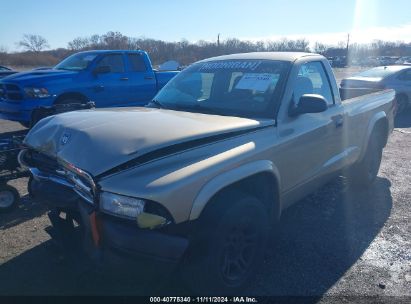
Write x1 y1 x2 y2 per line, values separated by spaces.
120 77 129 81
144 76 154 80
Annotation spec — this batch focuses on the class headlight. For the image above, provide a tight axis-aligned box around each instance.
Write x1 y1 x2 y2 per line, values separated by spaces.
24 87 50 98
100 192 145 220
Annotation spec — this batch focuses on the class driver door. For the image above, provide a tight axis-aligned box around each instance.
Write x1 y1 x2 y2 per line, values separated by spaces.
276 61 345 203
89 53 130 107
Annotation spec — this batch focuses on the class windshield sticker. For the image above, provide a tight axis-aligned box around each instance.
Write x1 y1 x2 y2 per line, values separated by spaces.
235 73 278 91
83 55 97 61
198 61 262 71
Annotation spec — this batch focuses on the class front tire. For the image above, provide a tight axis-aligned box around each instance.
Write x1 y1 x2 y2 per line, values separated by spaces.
19 121 30 128
181 192 269 294
30 98 87 127
54 98 86 106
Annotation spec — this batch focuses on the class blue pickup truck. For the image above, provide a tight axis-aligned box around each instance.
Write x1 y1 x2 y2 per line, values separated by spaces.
0 50 178 126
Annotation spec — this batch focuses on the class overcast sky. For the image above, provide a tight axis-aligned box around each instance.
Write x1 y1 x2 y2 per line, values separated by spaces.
1 0 410 51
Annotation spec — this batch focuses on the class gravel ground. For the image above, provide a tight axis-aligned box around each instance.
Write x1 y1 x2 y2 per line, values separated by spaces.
0 100 410 302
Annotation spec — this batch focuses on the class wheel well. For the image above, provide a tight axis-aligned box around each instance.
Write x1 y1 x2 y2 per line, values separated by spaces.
396 93 409 103
200 172 280 222
54 93 89 104
373 118 389 148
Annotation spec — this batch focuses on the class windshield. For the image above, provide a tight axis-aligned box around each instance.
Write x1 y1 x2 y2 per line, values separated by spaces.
152 59 290 119
54 53 98 71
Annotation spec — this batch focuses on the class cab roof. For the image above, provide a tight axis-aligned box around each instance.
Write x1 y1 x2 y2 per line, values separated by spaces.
199 52 320 63
77 50 146 54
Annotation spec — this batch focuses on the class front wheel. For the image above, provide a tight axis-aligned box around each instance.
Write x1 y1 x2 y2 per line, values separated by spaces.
0 184 20 212
181 193 269 294
19 121 30 128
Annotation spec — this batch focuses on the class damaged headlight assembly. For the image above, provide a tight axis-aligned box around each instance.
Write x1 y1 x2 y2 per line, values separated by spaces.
100 192 169 229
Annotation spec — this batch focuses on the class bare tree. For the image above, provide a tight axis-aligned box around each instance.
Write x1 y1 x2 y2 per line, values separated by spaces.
67 37 90 51
17 34 49 52
101 31 129 49
0 45 8 54
9 30 410 68
313 42 328 54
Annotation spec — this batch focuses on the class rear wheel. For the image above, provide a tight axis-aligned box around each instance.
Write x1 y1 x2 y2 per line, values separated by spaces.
396 95 408 115
349 132 383 188
181 192 269 294
0 184 20 212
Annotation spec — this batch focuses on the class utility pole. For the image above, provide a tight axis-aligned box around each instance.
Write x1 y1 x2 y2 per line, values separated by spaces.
346 33 350 55
217 33 220 48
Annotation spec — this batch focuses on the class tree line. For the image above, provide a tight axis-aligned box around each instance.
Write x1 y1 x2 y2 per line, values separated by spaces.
1 31 411 68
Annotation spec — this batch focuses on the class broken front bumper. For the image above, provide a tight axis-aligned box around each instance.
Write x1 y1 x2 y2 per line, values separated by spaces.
31 178 189 271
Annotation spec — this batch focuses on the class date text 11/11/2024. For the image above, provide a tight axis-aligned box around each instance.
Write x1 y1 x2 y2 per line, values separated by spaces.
149 297 258 303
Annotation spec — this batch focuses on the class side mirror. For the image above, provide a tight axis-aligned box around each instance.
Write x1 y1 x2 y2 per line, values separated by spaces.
93 65 111 75
290 94 328 116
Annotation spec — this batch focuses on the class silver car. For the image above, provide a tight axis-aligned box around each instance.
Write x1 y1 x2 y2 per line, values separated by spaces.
341 65 411 113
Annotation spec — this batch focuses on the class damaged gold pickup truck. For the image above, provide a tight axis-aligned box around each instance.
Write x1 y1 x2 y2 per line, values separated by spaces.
21 52 395 293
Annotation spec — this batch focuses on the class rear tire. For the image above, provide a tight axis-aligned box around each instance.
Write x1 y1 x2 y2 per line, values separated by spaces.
181 192 269 294
396 95 408 115
349 132 383 188
0 184 20 212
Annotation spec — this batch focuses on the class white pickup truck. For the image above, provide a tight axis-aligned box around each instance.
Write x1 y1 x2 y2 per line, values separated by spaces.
22 52 395 294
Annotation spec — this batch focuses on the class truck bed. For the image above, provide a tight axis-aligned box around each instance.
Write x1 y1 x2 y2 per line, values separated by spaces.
339 87 385 101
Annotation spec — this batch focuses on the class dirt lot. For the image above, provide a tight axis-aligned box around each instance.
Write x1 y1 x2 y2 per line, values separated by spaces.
0 92 410 301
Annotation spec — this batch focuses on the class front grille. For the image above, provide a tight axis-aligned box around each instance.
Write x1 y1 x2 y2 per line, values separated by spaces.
5 84 19 91
0 83 23 101
0 85 5 99
24 150 95 205
7 93 23 100
25 150 59 175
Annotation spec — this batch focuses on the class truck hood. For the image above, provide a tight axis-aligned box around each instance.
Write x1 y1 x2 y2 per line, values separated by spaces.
1 69 78 84
24 107 271 176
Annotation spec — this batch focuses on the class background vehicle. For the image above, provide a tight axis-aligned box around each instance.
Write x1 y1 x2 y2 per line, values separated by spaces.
0 50 178 126
0 66 17 79
23 52 395 294
395 56 411 65
341 65 411 114
0 135 28 212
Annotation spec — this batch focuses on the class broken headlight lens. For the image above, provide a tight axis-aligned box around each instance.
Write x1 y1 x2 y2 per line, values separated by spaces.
100 192 145 220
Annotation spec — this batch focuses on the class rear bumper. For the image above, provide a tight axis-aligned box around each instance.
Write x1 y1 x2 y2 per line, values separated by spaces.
31 178 189 270
0 97 54 122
